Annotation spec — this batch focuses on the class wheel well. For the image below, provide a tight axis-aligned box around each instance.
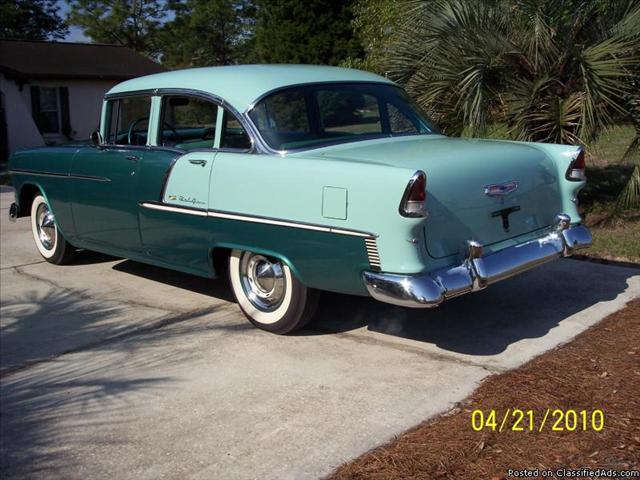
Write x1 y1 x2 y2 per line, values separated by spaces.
211 247 231 278
18 184 41 218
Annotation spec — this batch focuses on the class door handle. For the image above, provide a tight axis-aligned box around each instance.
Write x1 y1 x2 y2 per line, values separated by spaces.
126 155 140 162
189 159 207 167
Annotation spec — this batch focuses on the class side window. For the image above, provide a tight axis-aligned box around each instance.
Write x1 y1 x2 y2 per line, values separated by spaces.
106 96 151 146
387 103 419 134
250 90 310 133
249 90 309 149
160 96 218 150
317 90 382 136
220 109 252 150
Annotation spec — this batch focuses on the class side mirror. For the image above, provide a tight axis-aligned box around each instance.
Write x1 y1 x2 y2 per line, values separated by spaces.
90 130 103 147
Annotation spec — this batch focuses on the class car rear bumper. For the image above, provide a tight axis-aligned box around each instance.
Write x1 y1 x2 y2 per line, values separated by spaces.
362 214 592 308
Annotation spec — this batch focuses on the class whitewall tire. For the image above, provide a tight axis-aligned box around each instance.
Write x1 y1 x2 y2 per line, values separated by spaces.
229 249 318 334
30 194 75 264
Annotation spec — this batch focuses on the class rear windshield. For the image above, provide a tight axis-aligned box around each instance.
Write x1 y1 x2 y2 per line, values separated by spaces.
248 83 439 151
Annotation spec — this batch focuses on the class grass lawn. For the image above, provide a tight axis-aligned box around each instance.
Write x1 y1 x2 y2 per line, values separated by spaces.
577 125 639 263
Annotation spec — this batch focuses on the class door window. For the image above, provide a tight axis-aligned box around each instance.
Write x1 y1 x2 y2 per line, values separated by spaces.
106 96 151 146
220 109 252 150
159 96 219 150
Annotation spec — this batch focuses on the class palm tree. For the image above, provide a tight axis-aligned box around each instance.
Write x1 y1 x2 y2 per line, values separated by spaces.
384 0 640 208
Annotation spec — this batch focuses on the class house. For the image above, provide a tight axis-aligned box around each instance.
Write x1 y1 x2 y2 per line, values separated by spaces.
0 40 166 159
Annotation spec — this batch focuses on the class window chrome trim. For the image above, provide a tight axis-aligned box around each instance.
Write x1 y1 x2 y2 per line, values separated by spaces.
106 88 264 154
139 201 377 238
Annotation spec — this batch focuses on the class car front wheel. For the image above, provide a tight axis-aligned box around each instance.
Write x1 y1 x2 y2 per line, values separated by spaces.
30 194 75 264
228 249 318 334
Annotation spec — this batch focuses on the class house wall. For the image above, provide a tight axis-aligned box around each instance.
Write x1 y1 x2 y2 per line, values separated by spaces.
0 73 44 155
1 74 119 156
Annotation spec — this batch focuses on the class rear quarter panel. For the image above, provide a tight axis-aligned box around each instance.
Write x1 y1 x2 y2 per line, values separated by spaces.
208 152 427 293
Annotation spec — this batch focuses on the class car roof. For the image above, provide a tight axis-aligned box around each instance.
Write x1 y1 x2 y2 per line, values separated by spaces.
106 64 394 113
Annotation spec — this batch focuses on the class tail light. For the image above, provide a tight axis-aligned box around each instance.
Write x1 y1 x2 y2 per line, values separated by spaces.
399 171 427 217
566 149 586 181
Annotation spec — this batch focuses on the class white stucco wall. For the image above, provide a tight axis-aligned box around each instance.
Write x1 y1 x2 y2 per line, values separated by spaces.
1 73 44 154
1 75 118 155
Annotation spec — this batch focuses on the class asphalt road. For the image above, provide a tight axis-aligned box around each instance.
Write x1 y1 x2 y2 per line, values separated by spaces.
1 185 638 480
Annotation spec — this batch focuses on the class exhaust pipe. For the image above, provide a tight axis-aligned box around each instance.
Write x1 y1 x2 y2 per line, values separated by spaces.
8 203 18 222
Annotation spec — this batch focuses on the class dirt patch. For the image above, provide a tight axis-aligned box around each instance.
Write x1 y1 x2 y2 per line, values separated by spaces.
329 301 640 479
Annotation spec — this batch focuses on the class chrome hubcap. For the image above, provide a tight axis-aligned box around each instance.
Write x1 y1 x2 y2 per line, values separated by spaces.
239 253 286 312
36 203 56 250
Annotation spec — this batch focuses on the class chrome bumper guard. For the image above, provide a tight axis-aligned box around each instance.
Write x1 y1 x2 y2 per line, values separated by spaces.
362 214 592 308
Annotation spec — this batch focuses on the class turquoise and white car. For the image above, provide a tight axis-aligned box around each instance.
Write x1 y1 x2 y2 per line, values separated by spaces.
8 65 592 333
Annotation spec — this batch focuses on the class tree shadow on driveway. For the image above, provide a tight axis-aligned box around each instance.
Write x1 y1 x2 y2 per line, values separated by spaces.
307 259 639 356
0 285 249 479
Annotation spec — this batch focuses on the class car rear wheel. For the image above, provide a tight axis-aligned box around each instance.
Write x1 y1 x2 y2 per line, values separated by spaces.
30 194 75 264
228 249 318 334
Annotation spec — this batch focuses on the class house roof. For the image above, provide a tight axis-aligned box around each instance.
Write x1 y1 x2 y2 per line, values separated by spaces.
0 40 165 81
107 64 394 113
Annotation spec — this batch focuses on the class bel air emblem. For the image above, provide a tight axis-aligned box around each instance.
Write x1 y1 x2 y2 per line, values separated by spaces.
484 181 519 197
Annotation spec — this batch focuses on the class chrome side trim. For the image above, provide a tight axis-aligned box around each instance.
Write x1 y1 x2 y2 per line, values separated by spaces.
364 237 381 271
138 201 377 238
159 156 180 201
140 201 208 216
9 169 111 182
363 214 593 308
69 173 111 182
207 209 375 238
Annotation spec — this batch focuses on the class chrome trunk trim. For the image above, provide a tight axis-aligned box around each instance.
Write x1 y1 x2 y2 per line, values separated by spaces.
364 237 381 271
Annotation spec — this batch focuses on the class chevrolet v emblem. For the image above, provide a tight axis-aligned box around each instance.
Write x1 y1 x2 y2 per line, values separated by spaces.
484 181 519 197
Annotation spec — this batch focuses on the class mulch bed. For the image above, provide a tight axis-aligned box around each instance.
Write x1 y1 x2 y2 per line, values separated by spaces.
329 300 640 479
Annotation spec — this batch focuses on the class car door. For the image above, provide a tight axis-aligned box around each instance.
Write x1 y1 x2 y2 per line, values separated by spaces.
70 95 151 253
136 94 221 276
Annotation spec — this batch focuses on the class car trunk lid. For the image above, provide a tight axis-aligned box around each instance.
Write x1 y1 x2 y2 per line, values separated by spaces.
309 136 562 258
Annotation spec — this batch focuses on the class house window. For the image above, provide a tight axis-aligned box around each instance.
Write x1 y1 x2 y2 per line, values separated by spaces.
31 87 60 134
30 86 71 138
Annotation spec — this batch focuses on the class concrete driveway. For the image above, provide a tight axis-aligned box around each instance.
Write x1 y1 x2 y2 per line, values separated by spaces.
1 185 638 480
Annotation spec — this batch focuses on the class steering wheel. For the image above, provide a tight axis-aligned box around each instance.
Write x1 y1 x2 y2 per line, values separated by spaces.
127 117 148 145
127 117 180 145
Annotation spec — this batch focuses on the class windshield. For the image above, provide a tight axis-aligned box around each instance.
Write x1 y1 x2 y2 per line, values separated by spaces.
248 83 439 151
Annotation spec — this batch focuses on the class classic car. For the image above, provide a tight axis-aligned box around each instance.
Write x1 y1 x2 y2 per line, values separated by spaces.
8 65 592 333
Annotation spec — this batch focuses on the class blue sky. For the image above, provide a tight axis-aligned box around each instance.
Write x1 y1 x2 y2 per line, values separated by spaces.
56 0 89 42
